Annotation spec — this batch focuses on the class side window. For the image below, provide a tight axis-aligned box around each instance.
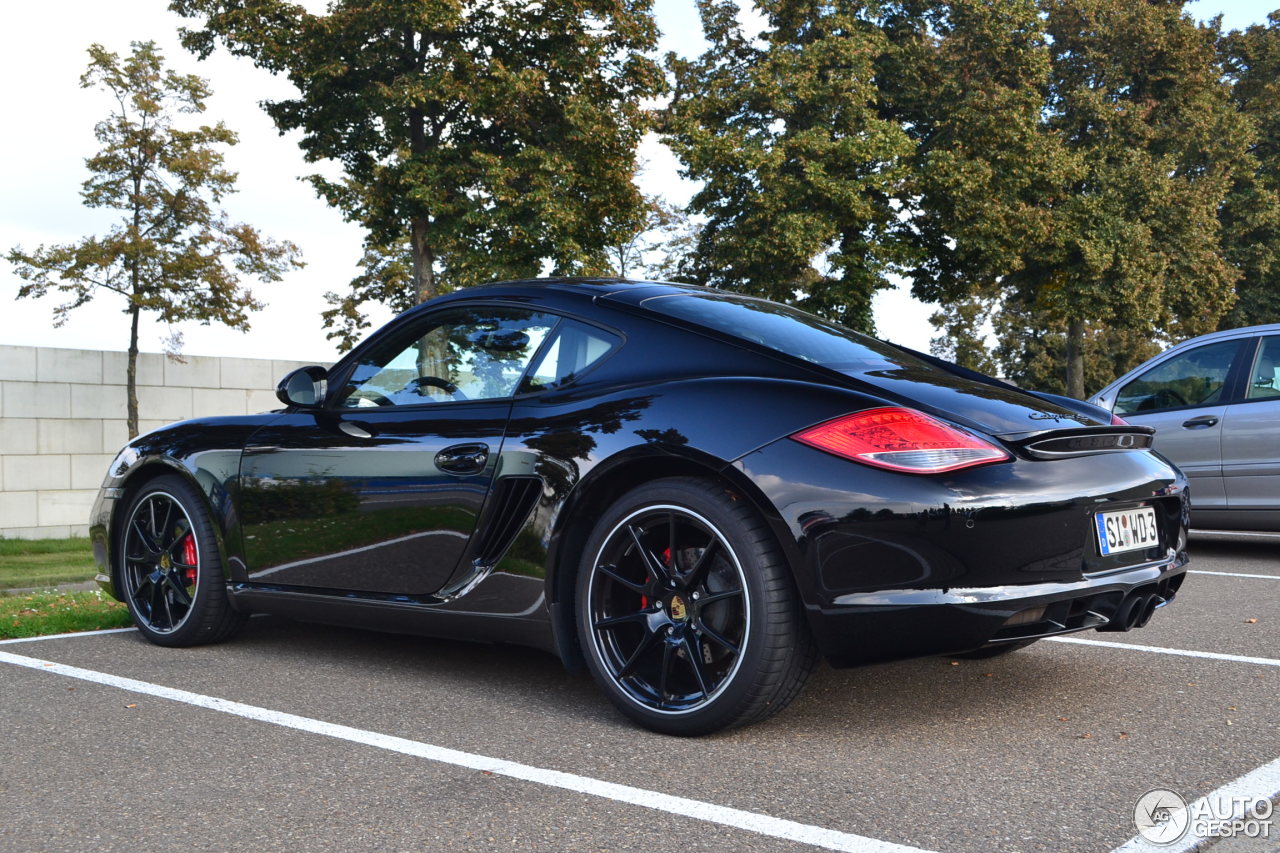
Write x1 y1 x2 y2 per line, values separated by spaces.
338 307 557 407
522 320 619 392
1247 336 1280 400
1114 340 1240 415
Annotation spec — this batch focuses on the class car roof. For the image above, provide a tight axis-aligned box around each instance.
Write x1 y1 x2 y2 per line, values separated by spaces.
1163 323 1280 349
466 276 696 295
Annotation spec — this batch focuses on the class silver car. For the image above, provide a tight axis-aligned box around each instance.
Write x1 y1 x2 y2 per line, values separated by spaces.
1089 324 1280 532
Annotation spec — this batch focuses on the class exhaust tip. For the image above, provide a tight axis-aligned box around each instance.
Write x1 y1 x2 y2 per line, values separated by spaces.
1134 595 1165 629
1100 592 1151 632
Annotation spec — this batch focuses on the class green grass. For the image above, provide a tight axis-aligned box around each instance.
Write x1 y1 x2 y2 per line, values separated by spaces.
0 589 132 639
0 537 98 589
0 537 98 590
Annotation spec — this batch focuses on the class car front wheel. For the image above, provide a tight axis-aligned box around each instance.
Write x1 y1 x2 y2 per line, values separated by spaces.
118 474 246 647
577 477 815 736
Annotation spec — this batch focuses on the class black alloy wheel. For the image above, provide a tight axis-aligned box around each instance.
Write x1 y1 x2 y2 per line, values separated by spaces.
119 474 246 647
578 478 815 736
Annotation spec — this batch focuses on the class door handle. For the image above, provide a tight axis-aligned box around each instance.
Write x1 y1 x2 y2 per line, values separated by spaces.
1181 415 1219 429
436 443 490 475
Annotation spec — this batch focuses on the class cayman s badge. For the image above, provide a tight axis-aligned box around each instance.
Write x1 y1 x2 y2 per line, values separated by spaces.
1029 411 1090 424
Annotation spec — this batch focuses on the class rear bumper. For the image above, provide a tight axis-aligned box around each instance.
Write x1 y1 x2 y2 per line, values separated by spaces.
813 556 1188 667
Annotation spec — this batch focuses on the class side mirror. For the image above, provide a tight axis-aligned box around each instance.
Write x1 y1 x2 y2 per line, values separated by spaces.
276 366 328 408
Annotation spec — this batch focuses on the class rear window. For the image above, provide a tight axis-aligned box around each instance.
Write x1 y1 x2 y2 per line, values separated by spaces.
639 292 927 375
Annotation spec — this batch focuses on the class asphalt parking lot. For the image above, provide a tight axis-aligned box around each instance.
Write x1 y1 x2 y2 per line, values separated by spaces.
2 534 1276 853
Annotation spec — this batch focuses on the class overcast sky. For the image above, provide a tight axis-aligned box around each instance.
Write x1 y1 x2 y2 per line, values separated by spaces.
2 1 1275 364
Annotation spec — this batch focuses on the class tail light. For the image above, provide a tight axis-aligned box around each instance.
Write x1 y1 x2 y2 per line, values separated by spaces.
1111 414 1130 426
791 407 1010 474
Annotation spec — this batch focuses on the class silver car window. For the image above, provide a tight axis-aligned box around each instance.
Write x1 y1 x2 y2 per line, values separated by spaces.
1246 336 1280 400
1115 339 1239 415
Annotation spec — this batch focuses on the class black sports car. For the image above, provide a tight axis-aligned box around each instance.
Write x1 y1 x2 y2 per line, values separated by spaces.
91 278 1189 735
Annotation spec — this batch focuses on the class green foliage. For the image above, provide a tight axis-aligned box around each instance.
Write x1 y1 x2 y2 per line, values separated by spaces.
988 291 1162 395
1219 11 1280 329
172 0 665 340
887 0 1064 305
928 294 1000 376
322 240 419 351
663 0 915 333
5 42 301 436
911 0 1251 395
607 193 687 280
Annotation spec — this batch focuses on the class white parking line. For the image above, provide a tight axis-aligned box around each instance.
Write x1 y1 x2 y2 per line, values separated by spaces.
0 649 935 853
1045 636 1280 668
1190 570 1280 580
1112 753 1280 852
0 627 136 645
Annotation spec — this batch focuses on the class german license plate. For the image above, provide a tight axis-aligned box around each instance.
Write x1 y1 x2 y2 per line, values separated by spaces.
1095 506 1159 556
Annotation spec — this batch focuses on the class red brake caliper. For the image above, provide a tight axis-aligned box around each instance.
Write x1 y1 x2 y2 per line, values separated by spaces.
181 534 197 585
641 547 672 610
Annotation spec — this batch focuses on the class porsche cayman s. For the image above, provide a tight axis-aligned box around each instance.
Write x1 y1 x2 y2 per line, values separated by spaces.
91 278 1189 735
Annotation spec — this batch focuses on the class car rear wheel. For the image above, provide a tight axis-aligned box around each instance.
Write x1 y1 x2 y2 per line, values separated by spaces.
118 474 246 647
577 477 816 736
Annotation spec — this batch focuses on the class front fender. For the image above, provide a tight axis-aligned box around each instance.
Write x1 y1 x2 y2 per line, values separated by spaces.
90 416 282 598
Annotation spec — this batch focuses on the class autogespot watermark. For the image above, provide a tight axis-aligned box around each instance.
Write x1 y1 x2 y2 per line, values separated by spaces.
1134 788 1274 845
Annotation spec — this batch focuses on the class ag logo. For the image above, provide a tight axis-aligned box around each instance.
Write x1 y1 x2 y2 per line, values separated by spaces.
1134 789 1190 844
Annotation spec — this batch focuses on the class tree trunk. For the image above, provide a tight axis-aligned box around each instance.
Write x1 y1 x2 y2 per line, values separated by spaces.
411 216 437 303
1065 318 1085 400
127 302 140 439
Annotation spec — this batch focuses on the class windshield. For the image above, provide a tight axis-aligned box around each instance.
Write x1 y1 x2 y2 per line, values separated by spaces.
638 291 928 376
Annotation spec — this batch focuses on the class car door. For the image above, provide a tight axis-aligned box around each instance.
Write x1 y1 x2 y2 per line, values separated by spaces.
238 305 558 595
1222 334 1280 514
1108 338 1248 511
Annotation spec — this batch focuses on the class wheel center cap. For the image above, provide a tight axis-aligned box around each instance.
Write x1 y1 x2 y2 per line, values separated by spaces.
159 553 171 570
668 594 689 621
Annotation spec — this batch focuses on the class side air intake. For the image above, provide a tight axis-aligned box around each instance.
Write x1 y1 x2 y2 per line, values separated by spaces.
472 476 543 568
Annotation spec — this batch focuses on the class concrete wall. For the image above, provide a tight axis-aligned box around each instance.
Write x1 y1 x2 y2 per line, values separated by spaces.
0 345 324 539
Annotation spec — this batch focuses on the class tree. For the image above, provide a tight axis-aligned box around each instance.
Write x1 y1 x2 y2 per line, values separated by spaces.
1219 11 1280 329
988 291 1161 394
172 0 664 329
605 192 685 280
321 240 416 351
897 0 1249 396
1029 0 1249 397
663 0 914 333
6 42 301 438
884 0 1065 310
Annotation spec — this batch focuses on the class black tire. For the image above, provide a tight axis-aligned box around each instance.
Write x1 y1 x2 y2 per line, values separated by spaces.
952 638 1039 659
118 474 247 647
576 477 816 736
